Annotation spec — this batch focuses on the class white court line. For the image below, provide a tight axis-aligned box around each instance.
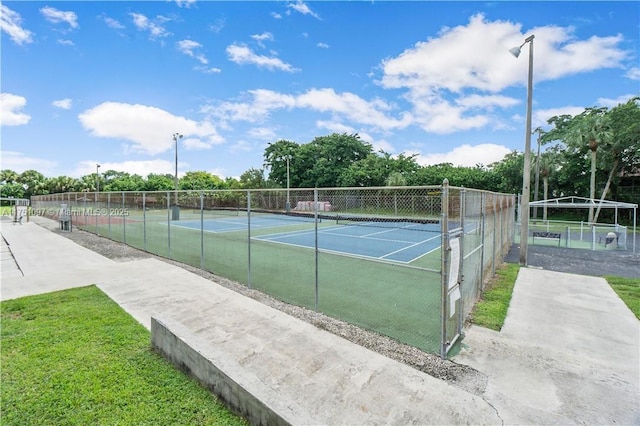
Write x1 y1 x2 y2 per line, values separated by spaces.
380 234 441 260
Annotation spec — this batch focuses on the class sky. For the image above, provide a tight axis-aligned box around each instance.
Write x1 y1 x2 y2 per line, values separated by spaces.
1 1 639 180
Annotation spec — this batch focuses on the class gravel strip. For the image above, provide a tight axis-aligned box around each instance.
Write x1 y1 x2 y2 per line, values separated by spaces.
30 216 487 395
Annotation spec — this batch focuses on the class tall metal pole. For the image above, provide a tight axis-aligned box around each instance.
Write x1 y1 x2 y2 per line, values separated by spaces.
520 35 534 266
510 34 534 266
172 133 182 206
167 133 182 220
96 164 100 194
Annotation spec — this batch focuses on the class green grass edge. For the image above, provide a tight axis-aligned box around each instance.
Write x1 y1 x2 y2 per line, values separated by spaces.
0 285 247 426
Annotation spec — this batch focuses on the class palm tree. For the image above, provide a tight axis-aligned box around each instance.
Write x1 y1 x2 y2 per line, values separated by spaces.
566 108 612 223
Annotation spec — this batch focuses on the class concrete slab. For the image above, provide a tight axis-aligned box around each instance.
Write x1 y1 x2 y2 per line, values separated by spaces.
455 267 640 425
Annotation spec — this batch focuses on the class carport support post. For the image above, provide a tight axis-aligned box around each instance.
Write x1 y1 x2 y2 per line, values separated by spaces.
440 178 450 359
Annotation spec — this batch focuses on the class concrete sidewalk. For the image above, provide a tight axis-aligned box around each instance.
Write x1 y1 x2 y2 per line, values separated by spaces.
455 267 640 424
0 221 499 425
1 221 638 424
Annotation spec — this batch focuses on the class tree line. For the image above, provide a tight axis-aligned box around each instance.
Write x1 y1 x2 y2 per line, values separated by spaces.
2 98 638 218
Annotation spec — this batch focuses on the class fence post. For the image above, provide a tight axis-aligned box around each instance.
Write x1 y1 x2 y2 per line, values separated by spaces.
167 192 172 259
143 193 147 252
122 192 126 244
200 191 204 270
440 179 450 359
458 188 465 336
247 190 252 289
108 192 112 238
480 192 486 292
314 188 319 312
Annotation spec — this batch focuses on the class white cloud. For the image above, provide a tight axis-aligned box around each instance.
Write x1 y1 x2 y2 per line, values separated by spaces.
597 94 638 108
379 13 630 134
40 6 78 29
1 93 31 126
78 102 224 155
0 151 56 174
103 16 124 30
414 143 512 167
533 106 587 128
317 42 329 49
247 127 277 141
209 18 225 33
271 12 282 19
286 1 320 19
130 13 169 39
52 98 72 110
57 39 74 46
251 32 274 47
174 0 196 8
0 5 34 45
196 66 222 74
625 67 640 81
230 140 254 153
226 44 298 72
177 39 208 64
183 137 214 150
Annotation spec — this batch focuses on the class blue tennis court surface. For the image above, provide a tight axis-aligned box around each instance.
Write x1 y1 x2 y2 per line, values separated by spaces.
171 215 445 264
254 224 441 263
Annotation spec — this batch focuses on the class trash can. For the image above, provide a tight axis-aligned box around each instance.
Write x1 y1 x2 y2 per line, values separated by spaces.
605 232 617 250
59 204 71 231
171 205 180 221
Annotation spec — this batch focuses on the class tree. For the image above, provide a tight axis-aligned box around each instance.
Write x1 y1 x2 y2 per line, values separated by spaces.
103 172 145 192
339 152 419 187
47 176 80 193
239 168 267 189
0 169 19 185
179 171 225 190
592 97 640 222
142 174 175 192
18 170 49 197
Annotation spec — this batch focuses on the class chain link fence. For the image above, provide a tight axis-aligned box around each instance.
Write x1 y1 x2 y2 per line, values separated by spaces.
32 182 515 358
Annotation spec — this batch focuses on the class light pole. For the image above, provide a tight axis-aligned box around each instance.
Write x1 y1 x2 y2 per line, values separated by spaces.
96 164 101 193
172 132 183 220
509 34 534 266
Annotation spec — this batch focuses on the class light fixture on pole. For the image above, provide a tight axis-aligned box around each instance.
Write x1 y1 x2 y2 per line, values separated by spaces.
172 132 183 220
96 164 101 193
509 34 534 266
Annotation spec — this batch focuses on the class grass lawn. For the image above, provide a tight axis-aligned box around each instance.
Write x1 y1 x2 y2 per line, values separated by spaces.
470 263 519 331
604 276 640 319
471 265 639 331
1 286 247 426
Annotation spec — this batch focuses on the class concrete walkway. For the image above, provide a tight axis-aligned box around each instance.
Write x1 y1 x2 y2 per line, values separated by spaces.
0 221 499 425
1 221 638 424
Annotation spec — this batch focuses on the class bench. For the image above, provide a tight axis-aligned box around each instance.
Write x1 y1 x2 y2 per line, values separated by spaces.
532 231 561 246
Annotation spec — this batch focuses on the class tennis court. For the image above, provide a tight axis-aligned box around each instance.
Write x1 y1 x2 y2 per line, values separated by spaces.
170 214 442 264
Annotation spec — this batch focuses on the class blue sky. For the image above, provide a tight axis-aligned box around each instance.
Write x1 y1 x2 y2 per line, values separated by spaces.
1 1 639 180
